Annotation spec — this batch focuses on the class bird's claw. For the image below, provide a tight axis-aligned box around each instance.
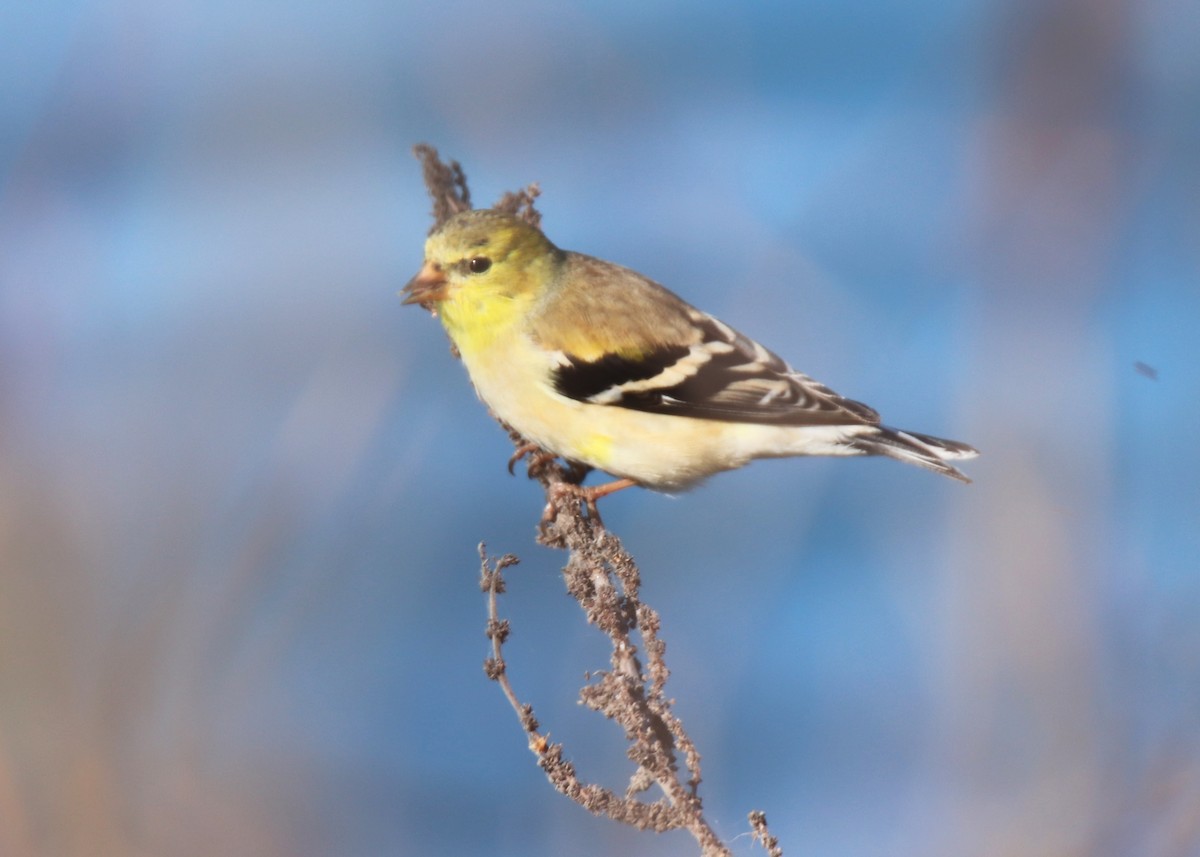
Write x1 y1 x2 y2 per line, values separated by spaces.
508 443 558 477
539 478 639 530
507 443 537 475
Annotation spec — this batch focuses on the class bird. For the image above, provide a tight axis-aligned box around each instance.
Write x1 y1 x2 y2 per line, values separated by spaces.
402 208 977 507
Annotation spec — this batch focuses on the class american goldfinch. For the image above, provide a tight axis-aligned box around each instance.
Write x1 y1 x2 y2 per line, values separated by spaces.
403 209 976 499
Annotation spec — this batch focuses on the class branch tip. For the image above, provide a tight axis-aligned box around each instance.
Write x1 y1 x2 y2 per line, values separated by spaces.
412 142 472 232
749 811 784 857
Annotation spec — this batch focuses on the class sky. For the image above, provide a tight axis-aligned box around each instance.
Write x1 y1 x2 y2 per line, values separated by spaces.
2 1 1199 856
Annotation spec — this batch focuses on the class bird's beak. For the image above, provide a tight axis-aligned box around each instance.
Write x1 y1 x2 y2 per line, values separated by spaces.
401 261 449 307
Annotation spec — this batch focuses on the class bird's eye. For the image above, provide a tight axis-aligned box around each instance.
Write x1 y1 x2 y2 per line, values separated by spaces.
468 256 492 274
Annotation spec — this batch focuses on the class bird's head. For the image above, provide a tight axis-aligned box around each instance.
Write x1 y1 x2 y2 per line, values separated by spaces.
402 210 559 315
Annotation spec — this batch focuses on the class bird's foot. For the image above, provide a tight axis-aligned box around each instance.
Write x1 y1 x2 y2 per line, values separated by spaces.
540 478 637 529
507 443 557 477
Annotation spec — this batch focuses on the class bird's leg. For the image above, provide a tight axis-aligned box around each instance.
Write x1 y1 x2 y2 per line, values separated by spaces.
543 478 637 529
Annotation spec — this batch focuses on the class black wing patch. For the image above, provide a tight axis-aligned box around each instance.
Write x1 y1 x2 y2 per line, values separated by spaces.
551 316 880 427
553 346 691 401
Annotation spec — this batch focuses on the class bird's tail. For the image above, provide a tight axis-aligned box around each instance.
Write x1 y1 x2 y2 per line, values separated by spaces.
846 426 979 483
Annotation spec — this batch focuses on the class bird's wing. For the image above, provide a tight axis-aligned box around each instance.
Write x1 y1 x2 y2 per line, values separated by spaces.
532 254 879 427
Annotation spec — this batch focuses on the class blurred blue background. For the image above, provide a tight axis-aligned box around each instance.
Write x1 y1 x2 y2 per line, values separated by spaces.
2 1 1199 855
